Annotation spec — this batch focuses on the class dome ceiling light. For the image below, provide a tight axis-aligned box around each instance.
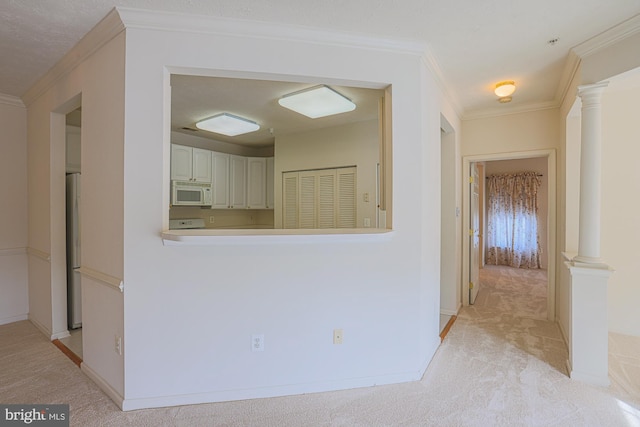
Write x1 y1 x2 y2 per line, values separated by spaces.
495 81 516 103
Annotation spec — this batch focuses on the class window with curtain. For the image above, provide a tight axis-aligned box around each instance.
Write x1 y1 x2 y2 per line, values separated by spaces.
486 171 541 269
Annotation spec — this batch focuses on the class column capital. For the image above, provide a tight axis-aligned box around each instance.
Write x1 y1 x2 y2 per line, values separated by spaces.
577 82 609 101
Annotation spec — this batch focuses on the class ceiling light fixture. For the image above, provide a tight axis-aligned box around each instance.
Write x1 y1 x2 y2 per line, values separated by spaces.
495 81 516 102
278 85 356 118
195 113 260 136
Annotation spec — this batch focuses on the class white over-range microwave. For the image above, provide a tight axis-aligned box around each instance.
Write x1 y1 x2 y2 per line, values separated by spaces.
171 181 212 206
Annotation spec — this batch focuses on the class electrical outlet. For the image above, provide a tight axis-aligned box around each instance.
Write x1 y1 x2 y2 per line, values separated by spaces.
363 218 371 227
363 192 369 202
209 216 215 224
252 334 264 352
115 335 122 355
333 329 343 345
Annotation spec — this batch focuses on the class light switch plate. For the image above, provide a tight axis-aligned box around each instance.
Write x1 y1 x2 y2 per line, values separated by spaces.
333 329 343 345
252 334 264 352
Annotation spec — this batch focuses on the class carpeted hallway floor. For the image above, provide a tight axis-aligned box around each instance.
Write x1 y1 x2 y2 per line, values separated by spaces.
1 266 639 426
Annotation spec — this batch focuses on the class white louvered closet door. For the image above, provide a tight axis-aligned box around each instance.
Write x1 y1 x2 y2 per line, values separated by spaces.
282 172 299 229
298 171 317 229
282 167 356 229
317 170 337 228
337 167 357 228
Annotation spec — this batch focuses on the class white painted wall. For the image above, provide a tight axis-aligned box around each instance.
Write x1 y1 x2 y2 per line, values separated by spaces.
119 10 443 409
601 83 640 337
274 120 380 228
0 96 29 325
484 157 548 269
461 109 560 156
26 27 126 396
440 126 460 315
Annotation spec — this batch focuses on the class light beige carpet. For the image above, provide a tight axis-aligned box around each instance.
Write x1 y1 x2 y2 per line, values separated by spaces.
1 266 639 426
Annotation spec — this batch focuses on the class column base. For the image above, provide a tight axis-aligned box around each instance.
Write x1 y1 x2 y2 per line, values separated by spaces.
571 255 608 268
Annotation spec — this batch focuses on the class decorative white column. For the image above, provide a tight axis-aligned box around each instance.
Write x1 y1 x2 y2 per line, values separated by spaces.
566 81 614 387
573 82 608 264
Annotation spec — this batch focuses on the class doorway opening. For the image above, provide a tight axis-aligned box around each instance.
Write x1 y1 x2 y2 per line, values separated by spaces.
462 150 556 321
59 107 83 360
49 93 84 362
439 114 460 336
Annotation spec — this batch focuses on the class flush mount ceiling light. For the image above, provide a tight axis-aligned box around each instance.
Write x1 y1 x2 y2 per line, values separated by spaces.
278 85 356 118
195 113 260 136
495 81 516 102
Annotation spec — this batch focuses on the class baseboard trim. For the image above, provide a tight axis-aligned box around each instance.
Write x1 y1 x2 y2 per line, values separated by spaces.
82 363 125 410
439 308 457 316
29 316 70 340
0 314 28 326
570 369 610 387
120 371 422 411
29 317 51 338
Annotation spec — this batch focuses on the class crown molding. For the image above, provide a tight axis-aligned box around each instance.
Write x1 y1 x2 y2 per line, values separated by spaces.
21 8 125 107
462 100 559 121
555 50 582 107
421 46 463 121
573 13 640 58
116 7 428 56
0 94 25 108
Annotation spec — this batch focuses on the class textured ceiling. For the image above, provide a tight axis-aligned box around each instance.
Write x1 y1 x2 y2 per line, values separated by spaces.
2 0 640 116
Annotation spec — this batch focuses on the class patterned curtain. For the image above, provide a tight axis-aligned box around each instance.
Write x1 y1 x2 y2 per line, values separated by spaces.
486 172 541 269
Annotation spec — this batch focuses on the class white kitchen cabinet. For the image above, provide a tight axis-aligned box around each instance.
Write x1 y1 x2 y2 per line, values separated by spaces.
211 152 230 208
247 157 267 209
266 157 274 209
229 155 247 209
170 144 212 183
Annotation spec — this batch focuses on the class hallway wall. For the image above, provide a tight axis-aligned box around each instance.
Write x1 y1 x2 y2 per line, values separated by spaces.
601 79 640 337
0 96 28 325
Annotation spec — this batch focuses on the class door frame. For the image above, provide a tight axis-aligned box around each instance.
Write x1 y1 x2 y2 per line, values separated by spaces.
462 149 557 321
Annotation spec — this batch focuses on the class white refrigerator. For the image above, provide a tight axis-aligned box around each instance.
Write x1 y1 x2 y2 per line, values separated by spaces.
66 173 82 329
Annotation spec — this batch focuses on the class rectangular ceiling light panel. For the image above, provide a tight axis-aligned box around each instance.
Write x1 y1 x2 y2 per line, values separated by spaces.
196 113 260 136
278 85 356 118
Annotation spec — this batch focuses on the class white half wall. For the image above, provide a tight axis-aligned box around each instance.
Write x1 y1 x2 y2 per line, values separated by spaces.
0 96 28 325
120 10 443 409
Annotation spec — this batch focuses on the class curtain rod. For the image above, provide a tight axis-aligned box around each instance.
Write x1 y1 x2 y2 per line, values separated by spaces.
486 174 543 178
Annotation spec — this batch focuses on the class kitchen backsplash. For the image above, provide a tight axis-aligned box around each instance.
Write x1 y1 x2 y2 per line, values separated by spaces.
169 207 274 229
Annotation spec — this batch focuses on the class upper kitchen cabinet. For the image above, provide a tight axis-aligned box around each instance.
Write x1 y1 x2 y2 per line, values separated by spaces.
211 152 248 209
266 157 274 209
229 155 247 209
211 152 230 208
171 144 212 182
247 157 267 209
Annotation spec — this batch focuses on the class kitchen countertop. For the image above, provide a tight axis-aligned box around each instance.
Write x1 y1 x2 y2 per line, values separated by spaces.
161 228 394 245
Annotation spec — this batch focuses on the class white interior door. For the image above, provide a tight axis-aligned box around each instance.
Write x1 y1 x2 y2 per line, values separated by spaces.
470 163 480 304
